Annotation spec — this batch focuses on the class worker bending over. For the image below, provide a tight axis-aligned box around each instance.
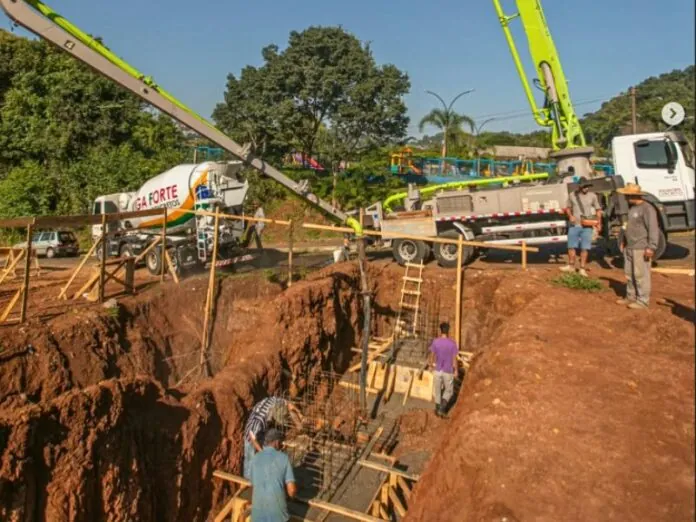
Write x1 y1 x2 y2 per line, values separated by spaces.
248 428 297 522
561 177 602 277
428 322 459 418
243 396 303 479
616 183 659 309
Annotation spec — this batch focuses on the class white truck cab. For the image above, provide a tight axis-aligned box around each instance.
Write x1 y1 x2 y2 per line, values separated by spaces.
611 131 695 231
91 192 135 241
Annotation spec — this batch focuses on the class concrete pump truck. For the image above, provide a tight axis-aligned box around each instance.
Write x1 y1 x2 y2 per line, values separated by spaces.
360 0 694 266
0 0 363 275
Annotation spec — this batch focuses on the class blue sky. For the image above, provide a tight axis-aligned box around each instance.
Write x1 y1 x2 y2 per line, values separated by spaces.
3 0 694 136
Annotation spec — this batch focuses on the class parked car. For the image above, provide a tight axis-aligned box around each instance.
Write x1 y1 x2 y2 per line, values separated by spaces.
14 230 79 258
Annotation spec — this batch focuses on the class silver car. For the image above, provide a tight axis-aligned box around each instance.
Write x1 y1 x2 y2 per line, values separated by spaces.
14 230 79 258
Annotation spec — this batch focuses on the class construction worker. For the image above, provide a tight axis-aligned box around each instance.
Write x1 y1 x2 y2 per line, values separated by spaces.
428 322 458 418
561 177 602 277
243 396 303 479
615 183 659 309
248 428 297 522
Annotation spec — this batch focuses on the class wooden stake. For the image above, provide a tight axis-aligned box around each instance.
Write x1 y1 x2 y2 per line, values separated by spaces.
164 250 180 285
357 236 371 411
0 249 24 285
98 213 107 303
288 219 294 288
521 240 528 270
58 236 101 299
19 224 33 323
455 236 464 349
161 208 167 283
200 210 220 378
0 288 22 323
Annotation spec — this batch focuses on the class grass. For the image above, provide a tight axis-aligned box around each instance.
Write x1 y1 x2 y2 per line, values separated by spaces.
552 272 604 292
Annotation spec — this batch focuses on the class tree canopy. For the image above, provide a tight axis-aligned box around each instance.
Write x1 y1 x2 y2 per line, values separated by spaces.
0 29 187 219
213 26 410 169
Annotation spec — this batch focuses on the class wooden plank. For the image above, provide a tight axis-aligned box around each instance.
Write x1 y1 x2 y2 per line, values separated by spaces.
98 214 107 303
410 371 434 402
384 365 397 403
212 471 383 522
338 381 380 395
288 219 294 287
301 223 539 252
0 249 24 285
521 241 528 270
0 288 22 323
179 208 291 227
388 487 407 517
161 208 167 283
58 237 101 299
396 476 412 500
164 250 180 284
349 342 392 372
366 362 377 388
455 235 463 349
214 496 238 522
358 460 420 481
653 267 695 276
19 224 32 323
402 370 415 406
0 217 35 228
372 362 388 390
74 270 100 300
378 504 389 520
200 210 220 377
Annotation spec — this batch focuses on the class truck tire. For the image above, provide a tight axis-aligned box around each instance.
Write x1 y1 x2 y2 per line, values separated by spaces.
433 230 475 268
392 239 431 266
119 244 134 259
617 228 667 260
146 248 163 275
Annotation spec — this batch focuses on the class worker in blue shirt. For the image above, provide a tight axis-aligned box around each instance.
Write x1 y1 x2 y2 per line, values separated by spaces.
248 428 297 522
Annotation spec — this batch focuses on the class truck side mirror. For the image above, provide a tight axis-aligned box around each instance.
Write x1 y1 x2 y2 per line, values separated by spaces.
664 141 676 173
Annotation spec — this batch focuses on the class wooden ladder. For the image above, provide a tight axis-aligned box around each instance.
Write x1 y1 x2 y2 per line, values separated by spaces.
396 262 424 337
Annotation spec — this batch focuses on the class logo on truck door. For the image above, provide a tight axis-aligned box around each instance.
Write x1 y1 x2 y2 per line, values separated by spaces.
134 185 180 210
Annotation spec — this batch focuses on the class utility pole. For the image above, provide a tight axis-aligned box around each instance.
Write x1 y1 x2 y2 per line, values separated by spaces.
630 87 637 134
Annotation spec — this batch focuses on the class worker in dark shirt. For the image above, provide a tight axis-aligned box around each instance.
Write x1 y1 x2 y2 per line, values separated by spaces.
616 183 660 309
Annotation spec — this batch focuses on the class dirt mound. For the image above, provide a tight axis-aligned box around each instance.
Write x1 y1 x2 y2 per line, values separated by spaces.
0 263 387 521
406 268 695 522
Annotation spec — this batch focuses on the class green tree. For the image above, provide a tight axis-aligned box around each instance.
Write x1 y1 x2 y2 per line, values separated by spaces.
418 109 474 159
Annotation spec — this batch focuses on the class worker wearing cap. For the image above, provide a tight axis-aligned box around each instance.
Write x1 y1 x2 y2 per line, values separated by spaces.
243 396 302 479
248 428 297 522
616 183 659 309
561 177 602 277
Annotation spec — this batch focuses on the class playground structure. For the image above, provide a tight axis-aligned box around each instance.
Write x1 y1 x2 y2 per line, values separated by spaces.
288 152 326 171
390 147 614 183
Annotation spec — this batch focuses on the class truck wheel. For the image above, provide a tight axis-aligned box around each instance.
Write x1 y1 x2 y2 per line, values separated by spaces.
392 239 431 266
146 248 163 275
655 228 667 260
119 244 134 259
433 230 476 268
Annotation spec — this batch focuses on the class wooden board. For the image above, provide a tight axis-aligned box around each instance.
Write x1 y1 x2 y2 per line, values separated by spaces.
410 371 434 402
372 362 388 390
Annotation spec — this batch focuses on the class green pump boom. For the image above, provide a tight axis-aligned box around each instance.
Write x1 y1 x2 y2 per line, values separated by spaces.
492 0 587 151
0 0 362 235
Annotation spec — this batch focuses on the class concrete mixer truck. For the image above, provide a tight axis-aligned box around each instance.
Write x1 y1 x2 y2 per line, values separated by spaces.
91 160 263 275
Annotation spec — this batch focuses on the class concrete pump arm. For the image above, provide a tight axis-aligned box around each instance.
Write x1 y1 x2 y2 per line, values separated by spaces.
492 0 587 152
0 0 362 234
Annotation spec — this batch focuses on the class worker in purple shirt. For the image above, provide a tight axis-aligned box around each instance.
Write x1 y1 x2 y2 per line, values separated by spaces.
428 322 459 418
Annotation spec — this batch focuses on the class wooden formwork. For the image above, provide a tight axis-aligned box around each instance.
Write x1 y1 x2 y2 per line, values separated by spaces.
0 247 40 285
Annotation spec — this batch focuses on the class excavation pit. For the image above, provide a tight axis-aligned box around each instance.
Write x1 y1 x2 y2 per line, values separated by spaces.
2 260 692 521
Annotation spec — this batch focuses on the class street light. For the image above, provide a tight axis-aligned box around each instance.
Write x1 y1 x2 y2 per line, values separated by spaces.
473 118 496 176
425 89 475 162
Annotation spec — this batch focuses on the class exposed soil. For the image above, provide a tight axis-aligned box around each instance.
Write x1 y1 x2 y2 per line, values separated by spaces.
1 258 694 522
0 262 400 522
405 267 695 522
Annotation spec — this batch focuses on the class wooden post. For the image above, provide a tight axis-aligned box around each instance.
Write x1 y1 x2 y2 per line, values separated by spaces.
19 224 33 323
288 219 294 288
455 236 464 349
521 241 528 270
98 213 107 303
359 207 365 228
161 208 167 283
358 236 371 411
200 210 220 378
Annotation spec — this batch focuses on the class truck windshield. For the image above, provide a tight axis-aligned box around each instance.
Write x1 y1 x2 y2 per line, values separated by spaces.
634 140 677 169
